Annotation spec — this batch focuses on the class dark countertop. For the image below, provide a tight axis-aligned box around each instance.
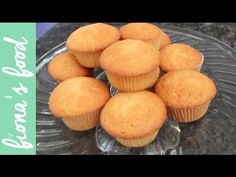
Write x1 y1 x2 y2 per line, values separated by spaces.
37 23 236 58
37 23 236 154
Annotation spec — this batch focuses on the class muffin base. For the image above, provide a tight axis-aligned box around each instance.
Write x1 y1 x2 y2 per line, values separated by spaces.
116 130 159 147
106 67 160 92
144 32 163 50
73 50 102 68
62 108 102 131
167 100 210 122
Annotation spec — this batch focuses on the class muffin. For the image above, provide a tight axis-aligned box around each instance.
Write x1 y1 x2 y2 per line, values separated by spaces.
100 39 160 92
160 32 171 49
155 70 217 122
119 23 163 50
49 77 110 131
48 51 90 82
100 91 167 147
160 43 204 72
66 23 120 68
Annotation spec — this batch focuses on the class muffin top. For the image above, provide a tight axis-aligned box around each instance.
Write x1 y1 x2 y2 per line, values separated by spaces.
160 43 203 72
119 23 162 40
100 91 167 139
48 51 90 81
160 32 171 49
155 70 217 108
66 23 120 52
49 77 110 118
100 39 160 76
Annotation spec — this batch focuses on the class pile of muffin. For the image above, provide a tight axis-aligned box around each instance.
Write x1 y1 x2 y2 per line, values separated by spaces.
48 23 217 148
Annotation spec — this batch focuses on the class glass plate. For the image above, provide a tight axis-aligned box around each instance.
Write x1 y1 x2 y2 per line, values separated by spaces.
36 25 236 155
95 72 181 155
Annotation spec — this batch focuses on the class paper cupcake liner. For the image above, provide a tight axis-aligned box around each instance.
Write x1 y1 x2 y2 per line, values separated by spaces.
73 50 102 68
116 130 159 147
194 52 205 72
167 100 210 122
144 31 163 50
106 67 160 92
62 108 102 131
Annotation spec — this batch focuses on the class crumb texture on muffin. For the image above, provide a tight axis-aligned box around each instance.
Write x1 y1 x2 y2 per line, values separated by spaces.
160 43 203 72
49 77 110 118
66 23 120 52
100 91 167 139
100 39 160 76
119 23 162 40
155 70 217 108
48 51 90 81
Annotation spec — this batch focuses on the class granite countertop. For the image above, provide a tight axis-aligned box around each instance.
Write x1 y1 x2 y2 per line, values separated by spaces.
37 23 236 58
36 23 236 154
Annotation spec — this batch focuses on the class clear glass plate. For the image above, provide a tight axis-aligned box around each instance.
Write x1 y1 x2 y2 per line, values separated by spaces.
95 120 181 155
36 25 236 155
95 72 181 155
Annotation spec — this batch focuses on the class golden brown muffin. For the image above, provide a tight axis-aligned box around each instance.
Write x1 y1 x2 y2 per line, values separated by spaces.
100 39 160 92
48 51 90 82
160 43 204 72
49 77 110 131
119 23 163 49
160 32 171 49
66 23 120 68
155 70 217 122
100 91 167 147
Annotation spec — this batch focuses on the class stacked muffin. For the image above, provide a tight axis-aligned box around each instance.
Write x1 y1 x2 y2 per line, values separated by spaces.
48 23 120 131
48 23 217 148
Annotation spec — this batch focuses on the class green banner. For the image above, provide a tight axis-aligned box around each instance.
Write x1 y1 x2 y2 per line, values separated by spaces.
0 23 36 154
